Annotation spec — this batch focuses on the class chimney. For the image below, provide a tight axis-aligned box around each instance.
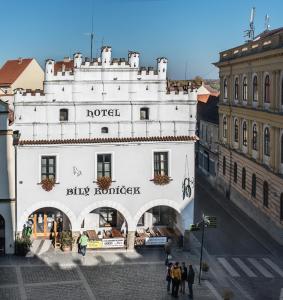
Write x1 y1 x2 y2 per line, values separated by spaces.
18 57 23 64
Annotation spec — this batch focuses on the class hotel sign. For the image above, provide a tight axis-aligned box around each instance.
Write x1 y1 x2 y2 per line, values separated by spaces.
66 185 141 196
87 109 120 118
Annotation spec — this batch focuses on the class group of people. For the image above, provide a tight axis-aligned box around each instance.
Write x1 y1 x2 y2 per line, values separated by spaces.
166 261 195 298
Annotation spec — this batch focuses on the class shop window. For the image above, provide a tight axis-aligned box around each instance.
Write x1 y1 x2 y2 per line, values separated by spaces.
251 174 256 197
264 75 270 103
253 76 258 101
234 119 239 142
234 77 239 100
99 208 117 227
41 156 56 180
140 107 149 120
233 162 237 183
152 206 171 226
263 181 269 207
242 167 246 190
280 193 283 220
252 124 258 151
101 127 108 134
243 77 248 101
264 127 270 156
59 108 68 121
154 152 168 176
223 156 226 175
97 154 111 178
242 121 248 147
223 78 228 99
223 116 227 138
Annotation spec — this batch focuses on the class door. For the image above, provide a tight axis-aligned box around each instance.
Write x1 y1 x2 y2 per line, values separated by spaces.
0 215 5 255
32 211 56 239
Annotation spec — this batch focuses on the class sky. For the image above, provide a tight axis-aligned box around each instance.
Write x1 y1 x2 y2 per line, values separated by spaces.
1 0 283 79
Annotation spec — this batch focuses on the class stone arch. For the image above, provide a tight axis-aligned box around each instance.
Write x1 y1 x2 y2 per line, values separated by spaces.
77 200 135 231
133 199 181 228
18 201 77 232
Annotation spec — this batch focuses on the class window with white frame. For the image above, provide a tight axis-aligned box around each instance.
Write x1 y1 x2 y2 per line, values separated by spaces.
97 154 112 178
154 152 168 176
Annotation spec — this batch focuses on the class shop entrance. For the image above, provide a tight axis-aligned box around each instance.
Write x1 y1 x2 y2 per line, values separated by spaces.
0 215 5 255
27 208 71 239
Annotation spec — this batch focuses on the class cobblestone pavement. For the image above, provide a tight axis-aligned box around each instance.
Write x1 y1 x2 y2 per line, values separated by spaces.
0 247 216 300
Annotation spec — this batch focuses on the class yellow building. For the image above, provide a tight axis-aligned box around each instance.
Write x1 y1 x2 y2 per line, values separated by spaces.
0 58 43 97
215 28 283 245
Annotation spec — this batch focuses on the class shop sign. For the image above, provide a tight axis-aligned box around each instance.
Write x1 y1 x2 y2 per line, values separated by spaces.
87 109 120 118
102 238 125 248
145 236 167 246
87 240 103 249
66 185 141 196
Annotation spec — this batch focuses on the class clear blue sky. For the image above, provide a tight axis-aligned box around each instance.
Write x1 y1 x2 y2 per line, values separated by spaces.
1 0 283 79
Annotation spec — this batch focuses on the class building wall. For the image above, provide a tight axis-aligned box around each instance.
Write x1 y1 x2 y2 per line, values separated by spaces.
216 34 283 244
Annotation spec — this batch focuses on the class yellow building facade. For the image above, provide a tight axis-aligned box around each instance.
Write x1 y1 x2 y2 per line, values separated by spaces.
215 28 283 245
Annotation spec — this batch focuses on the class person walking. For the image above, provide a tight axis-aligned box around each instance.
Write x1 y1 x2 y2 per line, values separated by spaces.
79 231 89 257
187 264 195 299
164 238 172 265
180 262 188 294
171 262 181 298
165 262 172 293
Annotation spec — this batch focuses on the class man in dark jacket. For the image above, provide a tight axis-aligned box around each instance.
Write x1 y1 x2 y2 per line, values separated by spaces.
187 264 195 299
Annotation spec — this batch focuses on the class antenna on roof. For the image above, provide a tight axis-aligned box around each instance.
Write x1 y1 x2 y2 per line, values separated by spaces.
244 7 256 42
84 3 95 60
264 14 271 31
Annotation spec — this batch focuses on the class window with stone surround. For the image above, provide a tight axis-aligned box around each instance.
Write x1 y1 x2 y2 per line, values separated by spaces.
223 78 228 99
234 77 239 100
234 119 239 142
253 75 258 101
242 121 248 147
242 167 246 190
243 77 248 101
251 174 256 197
263 181 269 207
264 75 270 103
252 124 258 151
223 116 227 138
223 156 226 175
264 127 270 156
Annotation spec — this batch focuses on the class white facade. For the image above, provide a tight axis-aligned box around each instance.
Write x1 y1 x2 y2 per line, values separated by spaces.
12 47 197 249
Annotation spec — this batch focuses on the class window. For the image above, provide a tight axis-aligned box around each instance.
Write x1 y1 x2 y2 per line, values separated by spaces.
154 152 168 176
233 162 237 183
152 206 171 226
264 75 270 103
253 76 258 101
243 77 248 101
281 77 283 106
242 167 246 190
280 193 283 220
223 116 227 138
101 127 108 134
242 121 248 147
263 181 269 207
281 134 283 163
223 156 226 175
264 127 270 156
252 124 258 151
59 109 68 121
140 107 149 120
99 208 117 227
234 119 239 142
41 156 56 180
234 77 239 100
251 174 256 197
223 78 228 99
97 154 111 178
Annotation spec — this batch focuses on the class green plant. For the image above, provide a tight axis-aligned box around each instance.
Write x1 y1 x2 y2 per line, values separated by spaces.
201 261 209 272
15 235 32 256
60 231 73 248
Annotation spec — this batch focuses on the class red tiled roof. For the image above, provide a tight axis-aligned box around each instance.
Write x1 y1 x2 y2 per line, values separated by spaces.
54 60 74 74
197 94 210 103
19 136 198 145
0 58 33 85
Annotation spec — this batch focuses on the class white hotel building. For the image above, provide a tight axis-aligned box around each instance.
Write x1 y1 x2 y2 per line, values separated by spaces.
1 46 197 253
